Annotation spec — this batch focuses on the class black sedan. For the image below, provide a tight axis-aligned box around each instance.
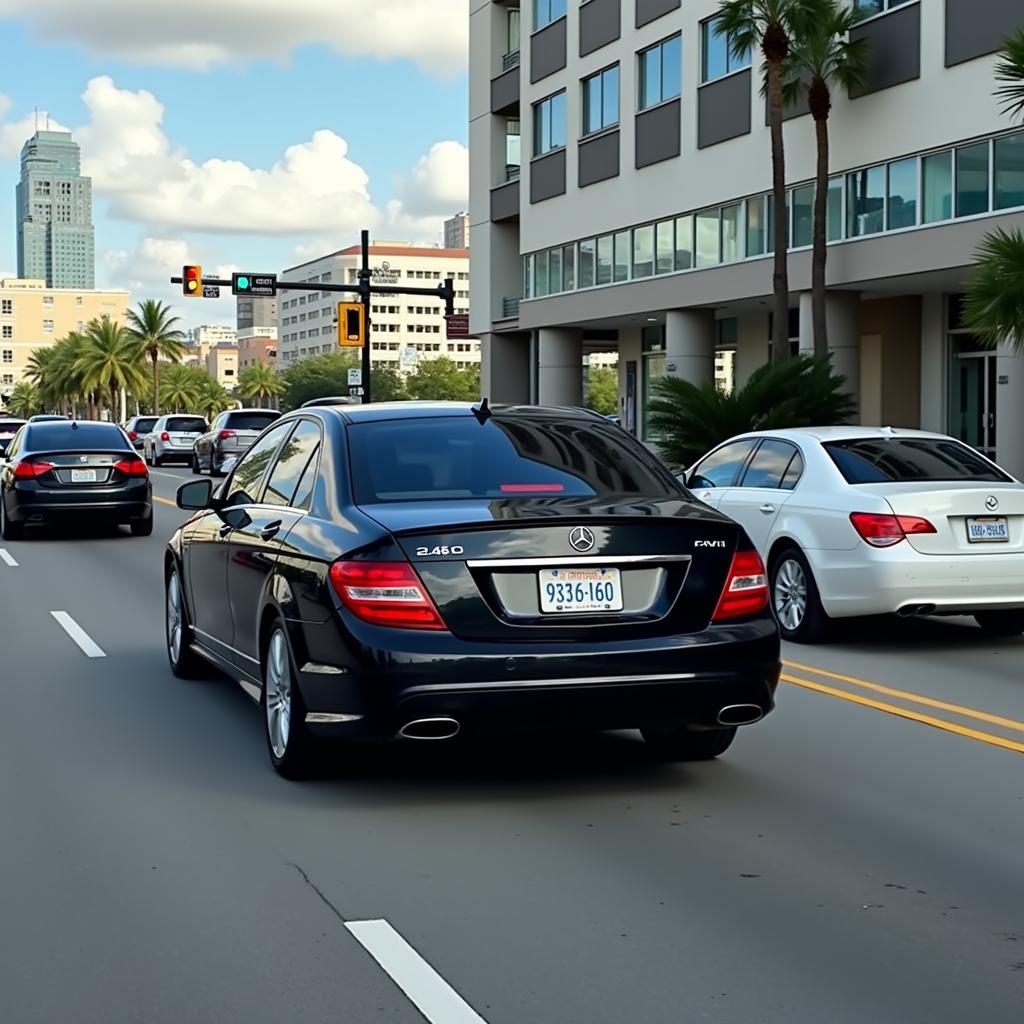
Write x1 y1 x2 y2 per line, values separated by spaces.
1 420 153 539
166 402 780 778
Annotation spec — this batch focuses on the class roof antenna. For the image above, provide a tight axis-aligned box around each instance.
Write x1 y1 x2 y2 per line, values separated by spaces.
471 397 492 425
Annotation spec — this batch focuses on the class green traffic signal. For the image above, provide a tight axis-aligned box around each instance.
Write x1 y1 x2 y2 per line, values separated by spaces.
237 276 250 291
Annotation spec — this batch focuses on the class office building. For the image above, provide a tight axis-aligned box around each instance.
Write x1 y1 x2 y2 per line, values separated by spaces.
237 295 278 331
206 344 239 388
0 278 130 395
238 327 278 370
445 212 471 249
16 130 95 289
278 242 473 375
470 0 1024 474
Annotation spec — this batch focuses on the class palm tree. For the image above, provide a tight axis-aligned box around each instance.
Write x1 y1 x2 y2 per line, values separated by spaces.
7 381 40 419
784 0 870 357
238 363 285 408
49 333 90 417
75 317 148 420
195 376 233 420
160 363 202 413
965 28 1024 347
126 299 186 416
23 347 60 412
716 0 813 360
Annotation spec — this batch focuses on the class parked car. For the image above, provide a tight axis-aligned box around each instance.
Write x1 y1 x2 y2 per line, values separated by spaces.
1 419 152 539
0 417 26 455
192 408 281 476
166 402 780 778
684 426 1024 642
123 415 159 451
143 414 208 466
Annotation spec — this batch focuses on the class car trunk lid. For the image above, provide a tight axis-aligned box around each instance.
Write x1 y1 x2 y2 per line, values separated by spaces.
20 450 141 487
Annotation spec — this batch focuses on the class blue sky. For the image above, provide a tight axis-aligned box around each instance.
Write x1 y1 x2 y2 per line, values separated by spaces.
0 0 469 328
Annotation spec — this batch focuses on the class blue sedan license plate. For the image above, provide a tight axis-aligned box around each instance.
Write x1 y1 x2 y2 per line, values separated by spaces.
966 516 1008 543
538 567 623 614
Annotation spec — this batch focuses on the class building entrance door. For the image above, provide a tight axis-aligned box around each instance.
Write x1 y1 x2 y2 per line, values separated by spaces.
950 347 997 459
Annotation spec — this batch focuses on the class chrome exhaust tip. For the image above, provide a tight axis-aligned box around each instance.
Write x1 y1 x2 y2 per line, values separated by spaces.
717 704 764 727
398 717 461 741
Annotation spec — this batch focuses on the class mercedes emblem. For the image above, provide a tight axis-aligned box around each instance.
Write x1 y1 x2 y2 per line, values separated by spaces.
569 526 596 552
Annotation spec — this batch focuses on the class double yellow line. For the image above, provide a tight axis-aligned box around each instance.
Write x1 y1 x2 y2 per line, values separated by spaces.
782 660 1024 754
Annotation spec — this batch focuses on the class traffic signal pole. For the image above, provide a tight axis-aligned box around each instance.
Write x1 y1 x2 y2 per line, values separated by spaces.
174 234 458 405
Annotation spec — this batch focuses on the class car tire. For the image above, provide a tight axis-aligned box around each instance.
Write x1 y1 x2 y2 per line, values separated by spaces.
166 566 204 679
0 494 23 540
130 516 154 537
771 548 830 644
974 611 1024 637
262 622 319 780
191 451 202 475
642 726 737 761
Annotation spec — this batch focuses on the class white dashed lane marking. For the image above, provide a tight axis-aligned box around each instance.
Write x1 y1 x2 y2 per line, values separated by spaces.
0 549 17 567
50 611 107 659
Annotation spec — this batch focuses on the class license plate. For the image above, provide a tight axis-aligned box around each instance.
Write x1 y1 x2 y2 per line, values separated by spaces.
71 468 97 483
538 567 623 614
966 516 1009 543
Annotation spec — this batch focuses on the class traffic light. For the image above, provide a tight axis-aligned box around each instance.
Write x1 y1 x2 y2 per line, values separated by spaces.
233 274 252 294
337 302 365 348
183 265 202 298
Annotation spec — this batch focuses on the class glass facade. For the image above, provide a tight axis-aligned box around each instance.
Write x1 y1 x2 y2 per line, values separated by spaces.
638 35 682 111
583 65 619 136
523 129 1024 301
701 17 751 83
533 91 566 156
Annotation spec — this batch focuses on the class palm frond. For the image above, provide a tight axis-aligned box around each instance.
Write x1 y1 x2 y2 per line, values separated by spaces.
964 228 1024 349
994 26 1024 122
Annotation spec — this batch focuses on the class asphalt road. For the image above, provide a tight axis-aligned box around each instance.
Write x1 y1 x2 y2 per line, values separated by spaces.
1 464 1022 1024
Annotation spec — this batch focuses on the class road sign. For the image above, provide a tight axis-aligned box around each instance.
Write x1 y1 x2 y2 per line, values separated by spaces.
347 368 362 386
232 273 278 297
202 285 221 298
445 314 469 339
348 385 365 397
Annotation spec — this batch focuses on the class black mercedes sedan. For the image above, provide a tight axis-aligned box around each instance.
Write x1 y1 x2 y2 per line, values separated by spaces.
167 402 780 778
1 419 153 539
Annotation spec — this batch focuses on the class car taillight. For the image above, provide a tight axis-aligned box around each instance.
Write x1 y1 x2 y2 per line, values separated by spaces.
218 430 236 440
329 561 447 631
850 512 936 548
128 431 138 441
712 550 769 622
13 460 55 479
160 431 170 441
113 456 149 477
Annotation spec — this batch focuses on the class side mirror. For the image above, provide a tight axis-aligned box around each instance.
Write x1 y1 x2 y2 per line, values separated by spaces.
177 478 214 511
222 507 252 530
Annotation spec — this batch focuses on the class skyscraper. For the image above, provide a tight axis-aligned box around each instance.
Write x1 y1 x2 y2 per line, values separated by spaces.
444 212 469 249
16 130 95 289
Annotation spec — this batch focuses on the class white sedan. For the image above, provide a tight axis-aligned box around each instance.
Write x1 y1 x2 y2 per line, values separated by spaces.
684 427 1024 643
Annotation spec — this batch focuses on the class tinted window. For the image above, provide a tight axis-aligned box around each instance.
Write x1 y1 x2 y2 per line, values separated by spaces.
347 415 677 504
741 440 799 489
25 423 129 451
262 421 321 507
690 439 757 488
291 450 320 512
781 451 804 491
0 420 26 433
134 418 158 433
226 412 280 431
166 416 207 433
824 438 1010 484
225 422 293 506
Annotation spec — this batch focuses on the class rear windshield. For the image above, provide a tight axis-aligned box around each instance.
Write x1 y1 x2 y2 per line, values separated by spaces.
824 438 1011 484
0 420 25 433
25 422 129 450
134 418 158 432
166 417 207 433
347 415 678 503
226 412 279 431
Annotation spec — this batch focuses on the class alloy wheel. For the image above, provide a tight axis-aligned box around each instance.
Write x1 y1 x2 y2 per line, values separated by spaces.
166 571 183 665
774 559 808 632
265 630 292 760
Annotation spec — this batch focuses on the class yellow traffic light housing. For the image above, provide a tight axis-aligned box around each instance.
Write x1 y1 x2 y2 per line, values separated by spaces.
183 265 202 298
337 302 365 348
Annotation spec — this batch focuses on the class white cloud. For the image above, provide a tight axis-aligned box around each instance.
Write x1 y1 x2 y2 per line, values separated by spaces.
0 109 70 158
0 94 11 118
386 140 469 242
0 0 468 74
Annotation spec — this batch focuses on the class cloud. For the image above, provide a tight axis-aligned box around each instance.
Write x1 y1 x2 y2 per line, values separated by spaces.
386 140 469 242
0 0 468 74
0 108 70 158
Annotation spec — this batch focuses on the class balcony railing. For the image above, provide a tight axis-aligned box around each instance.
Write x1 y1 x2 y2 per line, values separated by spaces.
503 49 521 72
501 297 520 319
505 164 521 182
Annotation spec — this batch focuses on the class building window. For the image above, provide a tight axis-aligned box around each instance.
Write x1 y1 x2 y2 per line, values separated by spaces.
922 150 953 223
43 296 53 307
887 157 918 229
596 234 614 285
674 215 694 270
854 0 913 13
533 0 565 31
42 319 54 333
995 133 1024 210
582 65 620 136
75 296 83 306
956 142 990 218
613 231 630 282
701 17 751 83
579 239 596 288
847 165 885 237
632 225 654 278
721 203 742 262
655 220 674 274
695 210 721 267
827 177 844 241
1 349 11 363
791 186 814 248
638 35 681 111
1 374 12 385
1 325 11 339
533 91 566 155
746 196 767 256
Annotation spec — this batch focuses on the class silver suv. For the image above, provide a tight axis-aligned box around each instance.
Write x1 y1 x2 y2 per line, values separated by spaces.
191 409 281 476
143 414 208 466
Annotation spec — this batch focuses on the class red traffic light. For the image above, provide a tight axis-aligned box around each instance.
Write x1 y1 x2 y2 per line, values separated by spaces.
183 264 202 297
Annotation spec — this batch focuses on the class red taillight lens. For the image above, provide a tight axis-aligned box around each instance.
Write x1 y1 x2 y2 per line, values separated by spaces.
850 512 936 548
499 483 565 493
113 456 149 477
160 431 170 442
329 561 447 631
218 430 236 440
128 431 138 441
13 460 55 479
712 550 769 622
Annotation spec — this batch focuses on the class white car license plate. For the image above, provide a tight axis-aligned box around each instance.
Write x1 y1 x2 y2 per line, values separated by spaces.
71 468 97 483
966 516 1009 543
538 568 623 614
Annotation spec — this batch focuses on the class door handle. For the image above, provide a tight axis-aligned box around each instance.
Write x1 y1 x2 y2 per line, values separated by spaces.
759 503 776 515
218 523 233 538
260 521 282 541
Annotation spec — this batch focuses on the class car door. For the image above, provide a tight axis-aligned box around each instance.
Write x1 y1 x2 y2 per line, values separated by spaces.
717 439 804 554
219 420 307 672
199 413 226 466
685 438 759 510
